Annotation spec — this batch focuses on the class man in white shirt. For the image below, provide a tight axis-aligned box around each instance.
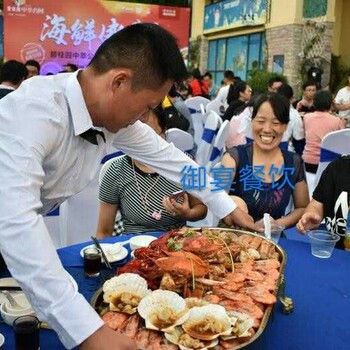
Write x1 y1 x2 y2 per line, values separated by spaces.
212 70 235 114
334 71 350 122
277 84 305 155
0 24 260 350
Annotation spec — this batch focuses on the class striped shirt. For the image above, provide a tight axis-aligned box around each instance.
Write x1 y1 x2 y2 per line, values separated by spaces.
99 156 185 234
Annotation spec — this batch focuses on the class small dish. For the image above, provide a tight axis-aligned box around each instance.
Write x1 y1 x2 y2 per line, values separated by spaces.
0 294 36 326
129 235 157 251
80 244 128 263
0 278 20 305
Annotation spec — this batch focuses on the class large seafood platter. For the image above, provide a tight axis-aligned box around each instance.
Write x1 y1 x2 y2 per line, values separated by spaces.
91 227 286 349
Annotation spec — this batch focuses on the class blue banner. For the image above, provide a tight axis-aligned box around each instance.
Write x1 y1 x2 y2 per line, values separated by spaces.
204 0 267 33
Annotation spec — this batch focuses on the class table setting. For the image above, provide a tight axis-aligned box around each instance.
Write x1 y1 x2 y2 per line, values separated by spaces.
0 227 349 349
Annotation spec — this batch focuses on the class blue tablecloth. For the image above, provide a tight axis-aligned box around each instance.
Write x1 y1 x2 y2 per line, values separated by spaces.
1 232 350 349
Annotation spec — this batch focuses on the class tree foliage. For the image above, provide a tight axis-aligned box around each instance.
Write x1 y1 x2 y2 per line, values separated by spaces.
248 69 287 94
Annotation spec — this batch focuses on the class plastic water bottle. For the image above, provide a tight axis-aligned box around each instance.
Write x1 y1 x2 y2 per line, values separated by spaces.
345 209 350 251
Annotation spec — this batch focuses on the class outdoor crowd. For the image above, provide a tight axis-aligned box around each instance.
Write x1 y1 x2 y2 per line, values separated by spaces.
0 23 349 350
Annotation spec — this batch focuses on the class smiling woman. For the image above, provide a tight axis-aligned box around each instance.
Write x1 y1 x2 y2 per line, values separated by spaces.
221 93 310 228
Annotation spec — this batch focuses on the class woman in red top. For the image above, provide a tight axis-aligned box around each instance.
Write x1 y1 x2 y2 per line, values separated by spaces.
188 68 209 99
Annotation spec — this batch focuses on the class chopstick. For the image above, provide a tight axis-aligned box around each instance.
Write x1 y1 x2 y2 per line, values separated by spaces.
90 236 112 269
0 286 22 291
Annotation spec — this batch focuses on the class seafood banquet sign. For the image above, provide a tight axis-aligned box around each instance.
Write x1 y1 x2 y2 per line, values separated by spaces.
3 0 190 74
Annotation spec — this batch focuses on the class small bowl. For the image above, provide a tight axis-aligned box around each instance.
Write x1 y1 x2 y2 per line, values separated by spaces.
0 294 35 326
129 235 157 251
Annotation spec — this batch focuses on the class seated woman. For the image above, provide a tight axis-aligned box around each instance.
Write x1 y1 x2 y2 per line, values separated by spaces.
223 81 252 121
221 93 309 228
302 90 346 174
96 106 207 238
297 155 350 249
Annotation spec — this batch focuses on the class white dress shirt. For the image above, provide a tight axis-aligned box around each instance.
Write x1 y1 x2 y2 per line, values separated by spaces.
0 72 236 348
213 84 230 111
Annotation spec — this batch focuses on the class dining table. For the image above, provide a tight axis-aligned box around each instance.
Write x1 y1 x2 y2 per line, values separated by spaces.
0 228 349 350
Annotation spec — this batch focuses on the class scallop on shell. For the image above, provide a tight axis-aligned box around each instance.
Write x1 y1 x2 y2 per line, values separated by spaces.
138 290 189 332
185 298 210 309
103 273 150 314
165 326 218 350
221 311 255 340
182 304 232 341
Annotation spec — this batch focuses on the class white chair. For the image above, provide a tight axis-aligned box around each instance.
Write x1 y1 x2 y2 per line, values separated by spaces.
196 111 222 167
185 96 211 147
57 153 123 247
206 98 225 117
208 120 231 169
165 128 194 153
314 129 350 188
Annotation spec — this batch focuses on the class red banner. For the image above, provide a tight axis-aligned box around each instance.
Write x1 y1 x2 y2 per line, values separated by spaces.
4 0 190 74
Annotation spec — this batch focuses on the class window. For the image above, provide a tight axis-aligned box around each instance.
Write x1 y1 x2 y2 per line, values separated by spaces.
207 32 265 86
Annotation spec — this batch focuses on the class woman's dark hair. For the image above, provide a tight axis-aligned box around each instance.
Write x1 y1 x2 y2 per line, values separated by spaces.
227 81 248 104
277 84 294 101
152 105 167 133
252 92 290 124
313 90 333 111
89 23 188 90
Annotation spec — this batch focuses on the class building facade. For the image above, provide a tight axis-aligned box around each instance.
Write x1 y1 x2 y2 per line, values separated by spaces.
190 0 350 92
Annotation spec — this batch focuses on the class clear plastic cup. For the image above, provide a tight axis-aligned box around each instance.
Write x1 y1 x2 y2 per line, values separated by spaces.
268 224 285 243
307 230 340 258
256 222 285 243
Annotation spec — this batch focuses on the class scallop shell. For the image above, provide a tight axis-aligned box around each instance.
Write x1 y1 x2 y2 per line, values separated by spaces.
185 298 209 309
103 273 150 314
165 326 218 350
182 305 232 341
138 290 189 332
221 311 255 340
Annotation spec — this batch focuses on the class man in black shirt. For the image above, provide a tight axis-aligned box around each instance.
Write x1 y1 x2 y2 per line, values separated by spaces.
297 155 350 249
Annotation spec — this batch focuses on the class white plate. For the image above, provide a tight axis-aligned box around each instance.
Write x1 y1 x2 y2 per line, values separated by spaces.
0 333 4 347
80 244 128 263
0 278 20 305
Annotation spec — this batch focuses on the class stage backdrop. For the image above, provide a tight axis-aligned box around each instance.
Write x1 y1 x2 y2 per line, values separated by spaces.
3 0 190 74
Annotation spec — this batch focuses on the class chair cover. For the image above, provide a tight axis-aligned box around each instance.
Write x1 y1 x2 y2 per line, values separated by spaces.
196 111 222 167
165 128 194 153
185 96 211 147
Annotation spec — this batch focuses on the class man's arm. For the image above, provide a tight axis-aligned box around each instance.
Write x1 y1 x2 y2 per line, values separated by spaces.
0 132 105 349
112 122 262 232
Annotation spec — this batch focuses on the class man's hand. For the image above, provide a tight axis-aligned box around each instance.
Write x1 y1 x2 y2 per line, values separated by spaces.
223 208 264 232
296 212 322 234
80 324 137 350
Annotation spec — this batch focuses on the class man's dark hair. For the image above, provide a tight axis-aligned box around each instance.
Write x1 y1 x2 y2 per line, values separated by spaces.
268 76 284 88
65 63 78 72
89 23 187 90
204 71 212 79
0 60 28 84
224 70 234 81
252 92 290 124
25 59 40 72
277 84 294 101
302 80 317 91
314 90 333 111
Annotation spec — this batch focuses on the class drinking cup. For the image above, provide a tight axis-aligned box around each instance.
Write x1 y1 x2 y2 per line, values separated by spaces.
268 224 285 243
307 230 340 258
13 315 40 350
83 247 102 277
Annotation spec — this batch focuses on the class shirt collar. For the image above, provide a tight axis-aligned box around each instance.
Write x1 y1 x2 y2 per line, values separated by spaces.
65 70 95 136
